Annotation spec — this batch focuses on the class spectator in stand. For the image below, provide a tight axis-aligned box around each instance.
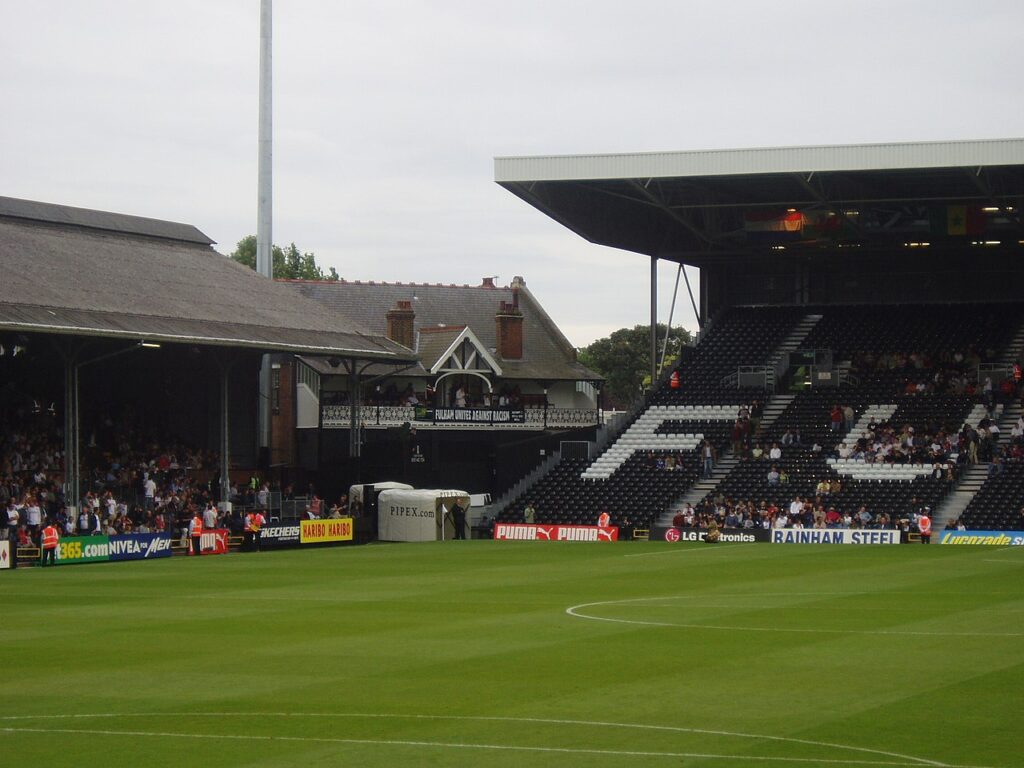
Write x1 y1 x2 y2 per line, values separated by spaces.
830 405 843 433
24 495 42 542
523 502 536 524
143 473 156 510
701 440 716 479
843 404 855 434
202 501 219 532
766 466 780 486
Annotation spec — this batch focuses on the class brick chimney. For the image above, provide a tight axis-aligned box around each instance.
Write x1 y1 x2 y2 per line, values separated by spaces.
480 276 496 288
495 289 523 360
386 300 415 349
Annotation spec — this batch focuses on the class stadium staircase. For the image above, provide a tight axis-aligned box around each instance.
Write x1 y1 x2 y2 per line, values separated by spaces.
996 318 1024 368
909 399 1021 531
933 463 990 531
766 314 823 390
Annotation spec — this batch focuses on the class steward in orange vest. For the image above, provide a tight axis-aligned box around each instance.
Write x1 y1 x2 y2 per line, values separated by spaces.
918 511 932 544
189 513 203 556
244 511 266 552
597 511 611 528
40 522 60 567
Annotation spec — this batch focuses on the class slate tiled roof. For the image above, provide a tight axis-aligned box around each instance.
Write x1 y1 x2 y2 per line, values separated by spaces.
286 278 601 382
416 327 466 372
0 197 413 360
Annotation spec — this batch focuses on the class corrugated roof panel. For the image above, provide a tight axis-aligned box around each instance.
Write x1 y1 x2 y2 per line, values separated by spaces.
495 138 1024 182
0 195 214 244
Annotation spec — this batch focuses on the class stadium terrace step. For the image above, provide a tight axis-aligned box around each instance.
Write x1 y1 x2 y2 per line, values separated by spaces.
755 393 795 433
996 401 1022 440
996 318 1024 366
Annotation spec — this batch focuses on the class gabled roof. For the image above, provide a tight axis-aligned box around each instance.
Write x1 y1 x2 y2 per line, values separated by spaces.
424 325 503 376
284 278 601 382
416 326 463 373
0 197 414 360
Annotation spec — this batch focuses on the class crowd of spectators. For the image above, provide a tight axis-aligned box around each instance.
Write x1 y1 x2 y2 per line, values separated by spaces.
0 408 239 547
672 493 930 534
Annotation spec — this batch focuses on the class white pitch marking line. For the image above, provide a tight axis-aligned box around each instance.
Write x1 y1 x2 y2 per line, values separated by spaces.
625 543 760 557
0 726 952 767
0 712 954 767
565 597 1024 638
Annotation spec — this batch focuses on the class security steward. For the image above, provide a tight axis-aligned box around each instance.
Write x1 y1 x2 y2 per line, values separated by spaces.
451 500 467 540
245 510 266 552
918 508 932 544
40 519 60 566
189 510 204 556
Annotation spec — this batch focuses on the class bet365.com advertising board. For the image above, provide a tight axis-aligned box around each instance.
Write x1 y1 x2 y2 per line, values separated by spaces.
55 533 174 565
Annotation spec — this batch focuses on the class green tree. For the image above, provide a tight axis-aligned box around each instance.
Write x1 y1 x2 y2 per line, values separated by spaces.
578 324 692 409
229 235 339 281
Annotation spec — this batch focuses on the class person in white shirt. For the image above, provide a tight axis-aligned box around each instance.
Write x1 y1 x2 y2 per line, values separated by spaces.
202 502 218 531
789 497 803 519
144 476 157 509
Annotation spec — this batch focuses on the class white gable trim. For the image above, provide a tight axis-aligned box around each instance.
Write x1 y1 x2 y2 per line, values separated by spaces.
429 327 503 377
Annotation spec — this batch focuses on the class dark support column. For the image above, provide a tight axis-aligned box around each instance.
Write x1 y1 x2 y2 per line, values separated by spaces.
683 265 702 330
218 356 234 507
62 351 77 511
650 255 658 391
347 361 362 482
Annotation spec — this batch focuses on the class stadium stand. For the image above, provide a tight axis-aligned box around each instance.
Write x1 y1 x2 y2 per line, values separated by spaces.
497 301 1024 534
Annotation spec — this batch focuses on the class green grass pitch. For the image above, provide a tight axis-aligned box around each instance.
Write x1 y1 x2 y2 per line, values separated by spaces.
2 540 1022 767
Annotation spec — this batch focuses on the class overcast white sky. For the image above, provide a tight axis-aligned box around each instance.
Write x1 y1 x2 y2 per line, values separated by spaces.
4 1 1024 346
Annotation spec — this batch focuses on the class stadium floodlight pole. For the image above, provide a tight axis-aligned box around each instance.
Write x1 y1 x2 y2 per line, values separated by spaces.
256 0 274 460
256 0 272 279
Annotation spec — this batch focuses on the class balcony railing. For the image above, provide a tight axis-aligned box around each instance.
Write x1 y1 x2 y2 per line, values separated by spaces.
320 405 599 430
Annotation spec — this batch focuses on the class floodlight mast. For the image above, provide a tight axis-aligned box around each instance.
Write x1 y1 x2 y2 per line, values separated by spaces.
257 0 273 460
257 0 273 279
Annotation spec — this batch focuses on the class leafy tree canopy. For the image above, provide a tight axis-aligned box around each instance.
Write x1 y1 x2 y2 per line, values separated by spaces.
578 323 692 409
229 235 339 281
